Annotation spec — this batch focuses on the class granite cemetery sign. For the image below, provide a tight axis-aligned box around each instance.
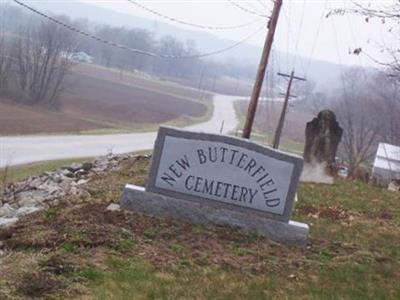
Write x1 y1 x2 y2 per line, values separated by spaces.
121 126 309 245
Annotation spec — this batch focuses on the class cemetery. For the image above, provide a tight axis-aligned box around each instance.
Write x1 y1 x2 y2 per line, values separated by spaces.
0 1 399 299
0 87 399 298
121 126 307 245
0 115 399 298
0 147 399 299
